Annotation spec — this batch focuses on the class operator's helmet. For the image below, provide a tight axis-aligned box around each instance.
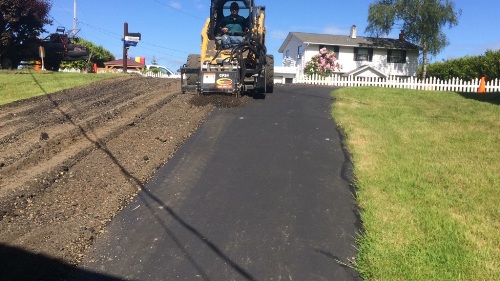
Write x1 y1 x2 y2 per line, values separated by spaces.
230 2 239 10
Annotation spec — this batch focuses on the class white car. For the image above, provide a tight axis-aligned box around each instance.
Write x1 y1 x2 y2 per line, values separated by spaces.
145 65 181 78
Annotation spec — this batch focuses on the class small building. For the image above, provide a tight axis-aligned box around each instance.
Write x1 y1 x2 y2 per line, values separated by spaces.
276 26 419 83
103 59 145 73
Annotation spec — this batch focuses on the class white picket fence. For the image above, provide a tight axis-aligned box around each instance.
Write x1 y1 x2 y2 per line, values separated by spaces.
141 72 170 78
295 73 500 92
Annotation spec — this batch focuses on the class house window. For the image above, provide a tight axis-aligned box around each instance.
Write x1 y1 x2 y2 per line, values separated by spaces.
354 47 373 61
319 45 340 58
388 49 407 63
285 50 290 58
297 45 303 59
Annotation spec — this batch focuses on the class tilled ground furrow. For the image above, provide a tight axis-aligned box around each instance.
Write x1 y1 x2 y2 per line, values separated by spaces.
0 86 181 201
0 78 174 143
0 81 178 169
0 91 214 268
53 78 160 118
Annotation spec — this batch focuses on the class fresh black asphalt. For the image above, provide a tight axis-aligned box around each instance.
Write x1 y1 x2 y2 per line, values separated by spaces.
73 85 361 281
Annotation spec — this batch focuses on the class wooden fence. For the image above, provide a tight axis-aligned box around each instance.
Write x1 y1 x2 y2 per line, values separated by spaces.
295 73 500 93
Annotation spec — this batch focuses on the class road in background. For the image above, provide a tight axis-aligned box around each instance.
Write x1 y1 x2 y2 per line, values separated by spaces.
75 85 361 281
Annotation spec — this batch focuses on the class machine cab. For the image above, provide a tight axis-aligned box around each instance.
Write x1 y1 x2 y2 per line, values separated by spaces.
208 0 254 43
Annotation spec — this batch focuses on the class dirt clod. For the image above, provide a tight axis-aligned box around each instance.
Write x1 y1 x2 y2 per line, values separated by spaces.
40 132 49 141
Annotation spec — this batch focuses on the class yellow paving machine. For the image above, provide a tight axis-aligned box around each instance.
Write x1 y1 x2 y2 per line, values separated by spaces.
181 0 274 97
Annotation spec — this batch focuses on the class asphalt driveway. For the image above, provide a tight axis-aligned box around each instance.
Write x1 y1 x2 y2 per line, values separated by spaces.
74 85 361 281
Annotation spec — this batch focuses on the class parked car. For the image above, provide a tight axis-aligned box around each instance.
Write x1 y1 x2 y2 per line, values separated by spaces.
145 65 181 78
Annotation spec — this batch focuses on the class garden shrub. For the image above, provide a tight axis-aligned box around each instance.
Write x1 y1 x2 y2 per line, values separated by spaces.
422 49 500 81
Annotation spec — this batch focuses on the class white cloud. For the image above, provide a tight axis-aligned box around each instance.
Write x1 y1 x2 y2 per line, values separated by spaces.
269 30 288 40
192 0 205 10
482 41 500 51
323 26 347 35
169 1 182 10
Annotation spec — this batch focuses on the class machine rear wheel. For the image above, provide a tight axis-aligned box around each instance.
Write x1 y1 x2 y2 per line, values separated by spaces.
186 54 200 86
265 55 274 93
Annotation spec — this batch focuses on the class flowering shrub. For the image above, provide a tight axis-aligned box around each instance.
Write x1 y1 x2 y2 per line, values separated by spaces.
304 47 340 77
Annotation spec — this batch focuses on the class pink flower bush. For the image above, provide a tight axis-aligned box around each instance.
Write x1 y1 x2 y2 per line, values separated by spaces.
304 47 340 77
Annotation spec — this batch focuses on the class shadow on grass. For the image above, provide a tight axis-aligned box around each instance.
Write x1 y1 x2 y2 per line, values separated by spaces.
456 91 500 105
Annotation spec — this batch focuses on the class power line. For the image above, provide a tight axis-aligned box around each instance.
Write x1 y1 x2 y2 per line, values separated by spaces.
77 20 190 56
47 2 200 65
134 44 187 60
140 41 190 55
150 0 205 21
49 16 66 29
77 21 122 40
48 16 187 63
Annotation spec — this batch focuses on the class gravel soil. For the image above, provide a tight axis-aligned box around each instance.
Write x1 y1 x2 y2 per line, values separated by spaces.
0 76 249 280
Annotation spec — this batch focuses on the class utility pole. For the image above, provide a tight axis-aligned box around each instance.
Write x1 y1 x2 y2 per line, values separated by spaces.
73 0 77 37
123 22 128 73
122 23 140 73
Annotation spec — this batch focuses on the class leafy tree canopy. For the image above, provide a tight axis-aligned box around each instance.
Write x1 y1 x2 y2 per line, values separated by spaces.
80 39 115 65
0 0 52 54
366 0 461 79
60 38 116 70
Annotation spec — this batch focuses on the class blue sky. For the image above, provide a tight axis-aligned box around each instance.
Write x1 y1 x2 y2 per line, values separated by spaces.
47 0 500 71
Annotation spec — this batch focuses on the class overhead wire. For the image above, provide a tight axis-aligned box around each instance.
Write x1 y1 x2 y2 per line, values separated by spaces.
47 0 207 64
150 0 205 21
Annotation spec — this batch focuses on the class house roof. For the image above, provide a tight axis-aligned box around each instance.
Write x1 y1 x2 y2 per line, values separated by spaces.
278 32 419 53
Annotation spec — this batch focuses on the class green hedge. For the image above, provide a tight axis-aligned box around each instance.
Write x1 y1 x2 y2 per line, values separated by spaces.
421 49 500 81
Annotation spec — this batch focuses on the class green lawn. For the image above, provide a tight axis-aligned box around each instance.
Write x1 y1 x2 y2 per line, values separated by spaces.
332 87 499 280
0 70 123 105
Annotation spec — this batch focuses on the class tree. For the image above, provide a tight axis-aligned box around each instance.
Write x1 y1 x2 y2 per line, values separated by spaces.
60 39 115 71
0 0 52 65
365 0 461 79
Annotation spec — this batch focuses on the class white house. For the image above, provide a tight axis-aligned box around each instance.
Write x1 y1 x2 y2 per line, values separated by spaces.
275 26 419 83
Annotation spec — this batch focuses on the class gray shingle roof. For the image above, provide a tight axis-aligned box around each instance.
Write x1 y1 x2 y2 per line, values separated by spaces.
279 32 419 52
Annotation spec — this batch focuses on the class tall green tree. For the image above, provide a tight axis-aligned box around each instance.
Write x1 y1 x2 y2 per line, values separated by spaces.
0 0 52 62
366 0 461 79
